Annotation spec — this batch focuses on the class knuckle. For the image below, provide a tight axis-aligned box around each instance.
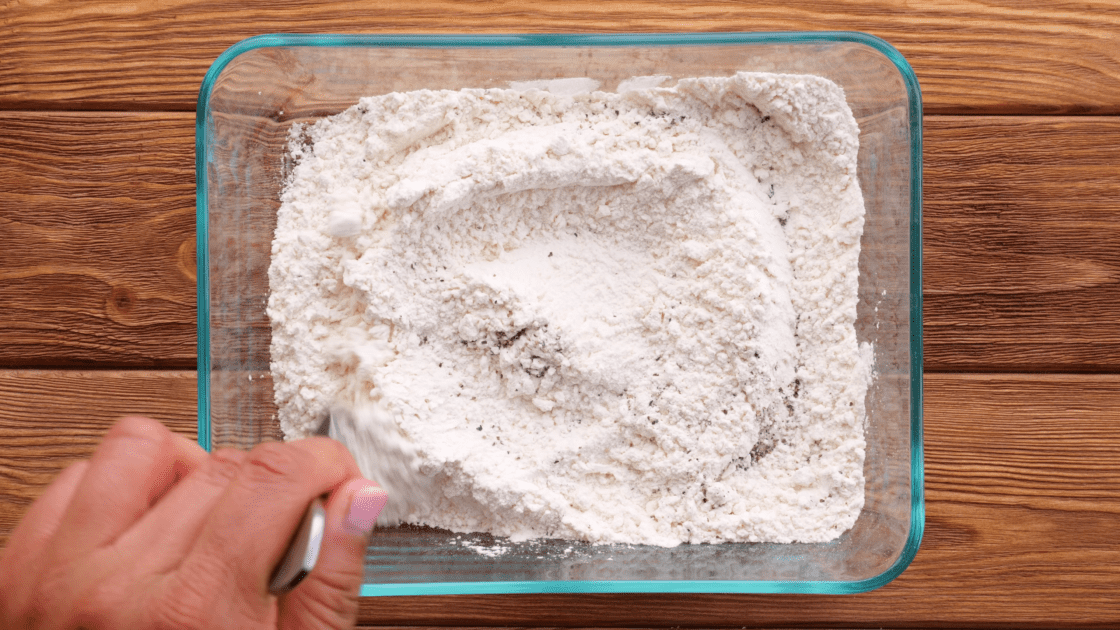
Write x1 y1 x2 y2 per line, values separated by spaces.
109 415 165 443
303 436 356 470
203 448 249 486
155 554 230 630
160 552 268 630
153 581 210 629
72 577 126 628
153 585 209 630
102 416 170 459
243 441 311 485
304 565 363 621
293 590 360 630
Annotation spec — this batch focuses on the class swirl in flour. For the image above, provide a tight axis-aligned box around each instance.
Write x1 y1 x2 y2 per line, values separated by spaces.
269 72 873 545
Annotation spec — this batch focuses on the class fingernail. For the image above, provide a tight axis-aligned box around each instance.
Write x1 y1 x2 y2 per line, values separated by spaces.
345 481 388 536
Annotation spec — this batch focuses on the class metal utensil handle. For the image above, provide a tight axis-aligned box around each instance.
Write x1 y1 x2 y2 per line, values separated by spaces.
268 497 327 594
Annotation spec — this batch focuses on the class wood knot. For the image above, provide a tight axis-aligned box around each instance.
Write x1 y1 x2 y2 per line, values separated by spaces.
109 286 135 314
178 238 197 283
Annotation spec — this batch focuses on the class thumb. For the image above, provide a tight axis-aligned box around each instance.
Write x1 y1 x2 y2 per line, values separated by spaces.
279 478 388 630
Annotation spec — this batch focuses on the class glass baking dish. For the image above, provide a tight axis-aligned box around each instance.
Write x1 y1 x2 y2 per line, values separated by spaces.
196 32 922 596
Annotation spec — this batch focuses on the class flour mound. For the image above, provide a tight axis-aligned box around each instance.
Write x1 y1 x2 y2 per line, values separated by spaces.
269 72 871 546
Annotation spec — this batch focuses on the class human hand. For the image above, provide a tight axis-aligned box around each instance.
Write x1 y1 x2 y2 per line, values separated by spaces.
0 416 388 630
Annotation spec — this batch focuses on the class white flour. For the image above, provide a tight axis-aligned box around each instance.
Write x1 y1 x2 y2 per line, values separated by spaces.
269 72 872 546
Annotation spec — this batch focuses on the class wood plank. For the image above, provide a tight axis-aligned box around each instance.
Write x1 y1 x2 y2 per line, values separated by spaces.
0 370 197 540
3 112 1119 371
2 0 1120 114
923 116 1120 372
1 371 1119 626
0 112 197 367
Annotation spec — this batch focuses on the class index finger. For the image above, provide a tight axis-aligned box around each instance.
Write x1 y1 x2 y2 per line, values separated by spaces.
178 437 361 601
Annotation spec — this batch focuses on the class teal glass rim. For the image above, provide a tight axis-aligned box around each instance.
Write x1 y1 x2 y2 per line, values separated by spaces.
196 31 923 596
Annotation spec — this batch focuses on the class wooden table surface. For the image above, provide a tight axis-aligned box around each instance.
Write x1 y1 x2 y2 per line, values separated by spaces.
2 1 1119 627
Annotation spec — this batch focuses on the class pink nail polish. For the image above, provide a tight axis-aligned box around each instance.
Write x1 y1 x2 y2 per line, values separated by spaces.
346 484 389 535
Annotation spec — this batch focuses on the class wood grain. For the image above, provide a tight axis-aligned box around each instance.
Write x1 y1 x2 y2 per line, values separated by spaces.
4 3 1117 629
3 0 1120 114
0 112 197 367
923 116 1120 372
0 370 197 539
2 371 1119 627
3 112 1119 370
